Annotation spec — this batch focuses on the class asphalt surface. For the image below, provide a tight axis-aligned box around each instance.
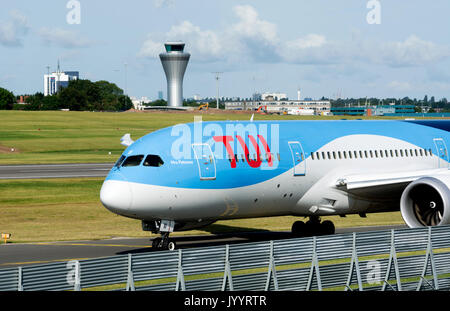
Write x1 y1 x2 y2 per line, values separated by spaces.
0 163 113 179
0 225 406 268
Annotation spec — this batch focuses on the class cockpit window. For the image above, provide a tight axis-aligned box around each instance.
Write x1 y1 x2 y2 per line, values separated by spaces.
143 155 164 167
114 155 126 167
122 155 144 167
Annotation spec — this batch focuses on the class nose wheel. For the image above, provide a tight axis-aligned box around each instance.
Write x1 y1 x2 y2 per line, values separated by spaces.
151 220 177 251
291 217 335 237
152 233 177 251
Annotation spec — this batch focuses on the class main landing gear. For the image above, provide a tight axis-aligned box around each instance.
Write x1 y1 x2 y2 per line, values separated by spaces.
291 216 335 237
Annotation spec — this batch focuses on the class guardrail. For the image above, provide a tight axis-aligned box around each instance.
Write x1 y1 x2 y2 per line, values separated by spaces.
1 225 450 291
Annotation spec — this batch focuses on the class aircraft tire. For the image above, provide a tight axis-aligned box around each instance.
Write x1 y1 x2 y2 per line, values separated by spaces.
320 220 335 235
152 238 162 249
291 221 306 237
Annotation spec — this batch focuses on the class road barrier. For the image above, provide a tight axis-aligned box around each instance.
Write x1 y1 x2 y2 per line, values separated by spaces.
1 225 450 291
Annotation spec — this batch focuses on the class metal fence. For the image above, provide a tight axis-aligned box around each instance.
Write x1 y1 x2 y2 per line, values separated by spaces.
1 225 450 291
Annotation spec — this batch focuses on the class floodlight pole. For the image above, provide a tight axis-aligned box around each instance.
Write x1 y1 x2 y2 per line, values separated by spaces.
213 72 223 109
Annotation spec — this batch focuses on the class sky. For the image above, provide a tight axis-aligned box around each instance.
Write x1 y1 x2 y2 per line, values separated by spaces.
1 0 450 101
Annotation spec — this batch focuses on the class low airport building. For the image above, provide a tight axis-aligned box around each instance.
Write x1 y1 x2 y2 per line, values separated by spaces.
225 99 331 115
331 105 416 116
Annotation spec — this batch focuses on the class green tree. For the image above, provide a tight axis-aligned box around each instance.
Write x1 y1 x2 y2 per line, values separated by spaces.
0 87 15 110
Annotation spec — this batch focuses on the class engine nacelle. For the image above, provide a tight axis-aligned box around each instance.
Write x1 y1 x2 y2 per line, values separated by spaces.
400 175 450 228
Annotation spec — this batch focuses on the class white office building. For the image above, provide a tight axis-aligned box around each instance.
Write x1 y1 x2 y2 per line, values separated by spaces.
44 67 79 96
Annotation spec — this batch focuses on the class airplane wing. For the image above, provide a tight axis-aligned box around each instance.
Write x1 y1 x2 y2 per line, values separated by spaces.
120 133 134 147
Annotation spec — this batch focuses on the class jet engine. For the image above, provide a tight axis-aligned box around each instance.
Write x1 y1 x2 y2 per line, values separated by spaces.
400 175 450 228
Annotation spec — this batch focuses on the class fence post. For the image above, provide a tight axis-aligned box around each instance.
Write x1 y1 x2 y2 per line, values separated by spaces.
74 261 81 291
265 240 279 291
382 230 402 291
175 249 186 291
17 267 23 291
306 236 322 291
345 232 363 291
417 227 439 291
126 253 135 291
222 245 234 291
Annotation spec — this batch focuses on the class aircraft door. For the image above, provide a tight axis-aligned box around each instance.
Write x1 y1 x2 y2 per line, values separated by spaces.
433 138 449 168
288 141 306 176
192 143 216 180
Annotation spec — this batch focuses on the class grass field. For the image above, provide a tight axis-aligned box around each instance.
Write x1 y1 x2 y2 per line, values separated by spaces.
0 110 411 242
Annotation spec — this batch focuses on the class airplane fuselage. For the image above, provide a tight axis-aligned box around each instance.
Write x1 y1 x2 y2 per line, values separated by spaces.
100 120 450 231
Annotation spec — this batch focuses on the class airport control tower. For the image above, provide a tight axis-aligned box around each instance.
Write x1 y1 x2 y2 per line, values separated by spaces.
159 42 190 107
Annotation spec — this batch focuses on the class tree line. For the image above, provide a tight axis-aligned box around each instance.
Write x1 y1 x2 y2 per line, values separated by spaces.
0 79 133 111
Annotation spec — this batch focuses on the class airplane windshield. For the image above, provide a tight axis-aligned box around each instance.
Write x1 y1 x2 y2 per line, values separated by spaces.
114 155 126 167
121 155 144 167
143 155 164 167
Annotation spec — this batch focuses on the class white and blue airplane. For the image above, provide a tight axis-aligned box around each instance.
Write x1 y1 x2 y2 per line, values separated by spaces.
100 119 450 250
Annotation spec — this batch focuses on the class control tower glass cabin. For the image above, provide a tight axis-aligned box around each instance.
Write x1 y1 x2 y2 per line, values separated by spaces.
159 42 191 107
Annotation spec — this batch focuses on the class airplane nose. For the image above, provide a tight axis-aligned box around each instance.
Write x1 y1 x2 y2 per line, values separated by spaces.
100 179 133 215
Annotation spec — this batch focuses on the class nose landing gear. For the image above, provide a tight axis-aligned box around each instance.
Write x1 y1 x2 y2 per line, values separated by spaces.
291 216 335 237
152 232 176 251
149 220 177 251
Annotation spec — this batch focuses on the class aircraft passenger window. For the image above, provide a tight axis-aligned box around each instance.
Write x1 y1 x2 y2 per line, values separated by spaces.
419 149 423 156
359 151 363 158
241 154 245 162
395 150 399 157
332 152 336 159
143 155 164 167
379 150 383 158
400 150 404 157
122 155 144 167
354 151 358 158
343 151 347 159
322 152 326 159
311 152 315 160
327 152 331 159
414 149 418 156
114 155 126 167
429 149 433 156
235 154 239 162
348 151 352 159
364 151 368 158
385 150 389 157
374 150 378 158
338 151 342 159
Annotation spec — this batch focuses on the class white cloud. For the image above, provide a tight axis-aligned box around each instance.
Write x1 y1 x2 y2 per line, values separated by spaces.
138 5 450 69
372 35 450 67
38 27 94 49
0 10 29 47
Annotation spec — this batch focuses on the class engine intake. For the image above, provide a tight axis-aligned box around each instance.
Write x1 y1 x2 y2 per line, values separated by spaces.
400 176 450 228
